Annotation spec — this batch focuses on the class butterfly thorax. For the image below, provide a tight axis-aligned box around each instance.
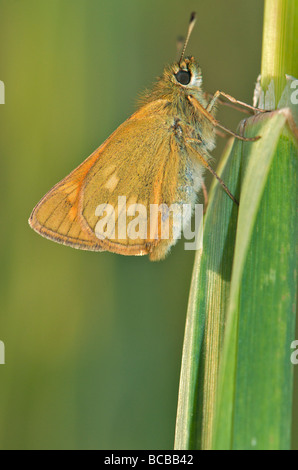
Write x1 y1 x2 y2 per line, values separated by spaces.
139 57 216 154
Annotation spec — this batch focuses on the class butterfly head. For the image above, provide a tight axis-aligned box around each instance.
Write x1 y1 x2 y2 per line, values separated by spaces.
139 14 204 104
170 12 202 90
171 56 202 89
157 12 202 97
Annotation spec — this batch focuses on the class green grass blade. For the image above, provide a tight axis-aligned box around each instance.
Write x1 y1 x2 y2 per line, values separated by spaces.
175 0 297 452
174 138 241 450
175 109 297 450
261 0 298 106
213 110 297 450
233 131 297 450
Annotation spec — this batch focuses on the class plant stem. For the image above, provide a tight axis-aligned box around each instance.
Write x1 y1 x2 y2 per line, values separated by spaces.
261 0 298 108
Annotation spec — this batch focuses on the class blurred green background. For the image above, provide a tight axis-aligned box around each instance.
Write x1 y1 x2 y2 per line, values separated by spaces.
0 0 296 450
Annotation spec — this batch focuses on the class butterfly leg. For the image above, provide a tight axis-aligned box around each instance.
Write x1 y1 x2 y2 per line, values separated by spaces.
206 92 261 141
188 95 260 142
215 128 232 139
185 139 239 205
207 90 266 114
216 122 260 141
201 180 209 213
204 91 251 115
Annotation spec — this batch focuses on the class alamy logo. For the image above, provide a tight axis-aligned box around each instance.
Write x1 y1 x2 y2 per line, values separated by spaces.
0 340 5 365
290 80 298 105
94 197 203 251
0 81 4 104
291 340 298 365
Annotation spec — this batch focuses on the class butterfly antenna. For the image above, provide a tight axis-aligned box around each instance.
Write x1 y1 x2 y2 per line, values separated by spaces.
179 12 197 65
176 36 185 58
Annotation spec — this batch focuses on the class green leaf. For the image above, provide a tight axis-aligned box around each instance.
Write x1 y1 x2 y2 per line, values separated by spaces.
213 110 297 450
175 0 298 450
175 137 241 450
261 0 298 106
174 110 297 450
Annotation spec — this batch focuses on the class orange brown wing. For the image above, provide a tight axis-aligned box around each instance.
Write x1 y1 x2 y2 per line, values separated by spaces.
29 99 182 258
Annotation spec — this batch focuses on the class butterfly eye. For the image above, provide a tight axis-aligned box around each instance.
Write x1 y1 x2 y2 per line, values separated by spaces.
175 70 191 85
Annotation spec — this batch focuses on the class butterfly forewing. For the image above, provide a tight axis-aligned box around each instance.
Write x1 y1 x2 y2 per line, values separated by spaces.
29 99 183 258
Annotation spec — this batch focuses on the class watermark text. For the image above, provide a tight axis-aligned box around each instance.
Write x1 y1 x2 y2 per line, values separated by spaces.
94 197 203 251
291 340 298 365
291 80 298 105
0 81 4 104
0 340 5 365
